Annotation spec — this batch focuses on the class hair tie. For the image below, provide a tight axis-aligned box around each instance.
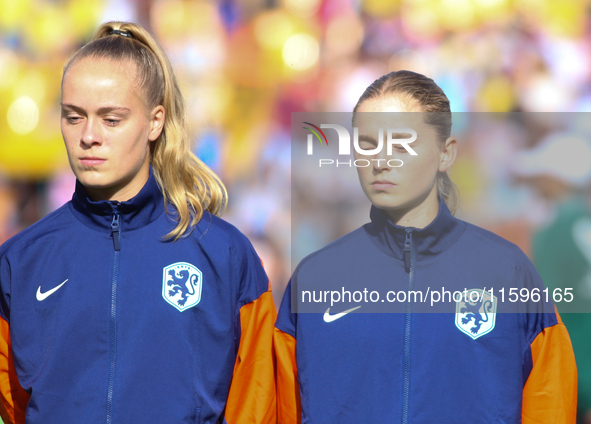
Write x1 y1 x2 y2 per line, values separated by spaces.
109 29 133 38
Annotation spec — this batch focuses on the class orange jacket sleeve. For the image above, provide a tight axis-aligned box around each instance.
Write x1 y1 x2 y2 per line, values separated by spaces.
274 327 300 424
0 317 29 424
522 309 577 424
224 287 277 424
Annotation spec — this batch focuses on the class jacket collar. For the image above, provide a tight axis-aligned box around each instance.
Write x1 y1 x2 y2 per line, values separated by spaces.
69 169 165 232
365 198 465 262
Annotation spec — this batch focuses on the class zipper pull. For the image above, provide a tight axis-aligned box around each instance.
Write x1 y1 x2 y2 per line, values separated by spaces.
110 207 121 252
403 229 412 273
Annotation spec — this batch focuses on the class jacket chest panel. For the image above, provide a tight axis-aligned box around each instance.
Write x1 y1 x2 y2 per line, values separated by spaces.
8 228 239 392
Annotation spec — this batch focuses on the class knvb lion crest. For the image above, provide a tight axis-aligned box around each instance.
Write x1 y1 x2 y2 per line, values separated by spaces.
455 289 497 340
162 262 202 312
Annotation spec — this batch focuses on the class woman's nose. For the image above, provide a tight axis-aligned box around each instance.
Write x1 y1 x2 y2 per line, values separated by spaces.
372 143 390 171
80 118 102 147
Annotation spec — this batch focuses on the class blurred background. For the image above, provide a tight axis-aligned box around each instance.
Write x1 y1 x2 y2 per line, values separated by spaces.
1 0 591 421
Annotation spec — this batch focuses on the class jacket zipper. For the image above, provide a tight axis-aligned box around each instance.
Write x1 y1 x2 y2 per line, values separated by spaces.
402 229 414 424
107 203 121 424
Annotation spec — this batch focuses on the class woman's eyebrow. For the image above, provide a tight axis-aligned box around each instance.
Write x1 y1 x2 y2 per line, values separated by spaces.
358 132 416 142
358 134 377 143
389 131 415 139
60 103 83 112
60 103 130 114
96 106 131 114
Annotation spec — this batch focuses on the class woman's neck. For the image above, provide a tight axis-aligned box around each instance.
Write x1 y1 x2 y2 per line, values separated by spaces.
384 186 440 229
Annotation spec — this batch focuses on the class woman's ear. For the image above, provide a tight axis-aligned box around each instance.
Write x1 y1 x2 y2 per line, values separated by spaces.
439 136 458 173
149 105 165 141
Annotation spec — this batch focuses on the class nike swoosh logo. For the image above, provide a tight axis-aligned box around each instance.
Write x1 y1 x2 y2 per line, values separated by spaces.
36 279 68 301
323 306 362 323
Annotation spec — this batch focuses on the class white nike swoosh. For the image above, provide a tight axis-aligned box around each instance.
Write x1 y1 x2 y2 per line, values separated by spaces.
36 279 68 301
323 306 362 323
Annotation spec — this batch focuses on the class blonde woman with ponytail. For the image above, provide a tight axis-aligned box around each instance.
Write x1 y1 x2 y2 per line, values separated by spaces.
0 22 276 424
274 71 576 423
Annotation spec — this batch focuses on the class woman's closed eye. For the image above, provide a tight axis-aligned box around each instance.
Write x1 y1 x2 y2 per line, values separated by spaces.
104 118 121 126
65 115 82 124
393 144 409 153
359 141 378 150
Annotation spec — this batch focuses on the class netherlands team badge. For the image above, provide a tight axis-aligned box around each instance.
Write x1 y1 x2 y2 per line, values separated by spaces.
162 262 202 312
455 288 497 340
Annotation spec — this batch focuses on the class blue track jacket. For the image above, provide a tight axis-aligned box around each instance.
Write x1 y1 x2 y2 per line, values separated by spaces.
275 199 577 423
0 172 276 424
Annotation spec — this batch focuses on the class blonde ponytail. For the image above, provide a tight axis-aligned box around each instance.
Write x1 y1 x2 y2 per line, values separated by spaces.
437 171 459 215
64 21 227 240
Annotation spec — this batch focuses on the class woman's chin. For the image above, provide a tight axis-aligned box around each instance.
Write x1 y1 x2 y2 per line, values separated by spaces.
77 176 112 190
366 191 406 211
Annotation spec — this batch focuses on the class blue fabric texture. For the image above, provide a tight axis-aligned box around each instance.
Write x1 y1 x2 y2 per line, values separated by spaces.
276 198 558 424
0 170 269 424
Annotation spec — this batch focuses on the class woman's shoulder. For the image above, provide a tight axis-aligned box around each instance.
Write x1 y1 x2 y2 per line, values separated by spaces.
0 203 73 257
459 219 530 264
293 226 370 274
191 211 257 253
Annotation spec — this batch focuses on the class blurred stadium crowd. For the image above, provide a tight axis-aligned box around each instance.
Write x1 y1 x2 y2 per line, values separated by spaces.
1 0 591 421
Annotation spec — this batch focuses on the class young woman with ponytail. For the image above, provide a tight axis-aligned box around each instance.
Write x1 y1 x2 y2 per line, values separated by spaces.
274 70 577 423
0 22 276 424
